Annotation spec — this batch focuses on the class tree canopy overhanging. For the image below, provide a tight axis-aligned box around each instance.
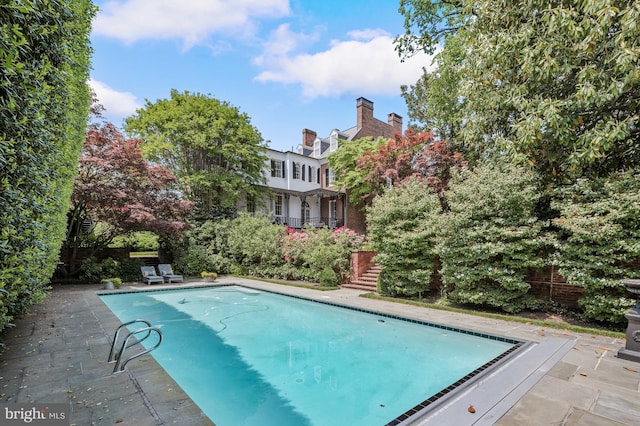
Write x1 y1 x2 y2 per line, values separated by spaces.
397 0 640 182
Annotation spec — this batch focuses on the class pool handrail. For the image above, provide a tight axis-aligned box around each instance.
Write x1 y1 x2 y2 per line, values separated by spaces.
112 326 163 373
108 319 153 363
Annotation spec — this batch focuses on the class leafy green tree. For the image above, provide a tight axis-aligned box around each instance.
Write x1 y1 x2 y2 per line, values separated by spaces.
401 32 467 143
125 90 269 219
437 163 549 313
0 0 95 332
397 0 640 182
367 177 442 297
328 136 387 207
553 171 640 326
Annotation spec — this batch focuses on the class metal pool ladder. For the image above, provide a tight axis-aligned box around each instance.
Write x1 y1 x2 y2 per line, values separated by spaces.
108 319 163 373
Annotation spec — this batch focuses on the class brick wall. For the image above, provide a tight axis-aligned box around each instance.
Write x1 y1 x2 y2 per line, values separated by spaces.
350 250 376 282
352 251 584 307
524 265 583 307
345 201 366 234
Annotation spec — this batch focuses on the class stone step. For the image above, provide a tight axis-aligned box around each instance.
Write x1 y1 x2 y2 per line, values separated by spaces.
361 272 379 280
342 282 377 291
344 263 381 292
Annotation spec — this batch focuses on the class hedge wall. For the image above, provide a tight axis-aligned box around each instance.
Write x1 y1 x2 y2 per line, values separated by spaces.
0 0 96 333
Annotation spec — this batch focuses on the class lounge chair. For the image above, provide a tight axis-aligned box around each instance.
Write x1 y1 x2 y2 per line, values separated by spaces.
141 266 163 285
158 264 184 283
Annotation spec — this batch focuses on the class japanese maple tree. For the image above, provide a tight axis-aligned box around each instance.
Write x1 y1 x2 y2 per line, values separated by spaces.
411 139 467 199
65 122 193 271
358 128 466 206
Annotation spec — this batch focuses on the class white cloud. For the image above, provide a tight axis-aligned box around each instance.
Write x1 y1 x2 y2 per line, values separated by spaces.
89 79 141 122
254 27 437 98
253 23 321 67
93 0 290 48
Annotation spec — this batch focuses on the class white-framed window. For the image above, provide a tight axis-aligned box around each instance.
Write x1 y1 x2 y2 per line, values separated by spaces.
270 159 284 178
325 168 335 186
313 139 321 157
274 194 283 216
293 162 301 180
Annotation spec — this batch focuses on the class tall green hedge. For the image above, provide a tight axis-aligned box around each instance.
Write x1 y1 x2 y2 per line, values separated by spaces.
367 177 442 297
553 171 640 326
437 163 550 313
0 0 96 333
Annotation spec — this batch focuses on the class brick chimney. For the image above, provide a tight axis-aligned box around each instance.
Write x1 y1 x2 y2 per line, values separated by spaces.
388 113 403 135
356 97 374 130
302 128 317 147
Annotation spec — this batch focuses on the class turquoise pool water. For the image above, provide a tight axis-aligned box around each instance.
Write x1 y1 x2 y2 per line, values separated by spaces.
100 286 519 425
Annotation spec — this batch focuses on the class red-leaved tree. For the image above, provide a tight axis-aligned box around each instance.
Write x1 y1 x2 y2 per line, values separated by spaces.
411 139 467 198
63 122 193 276
357 128 466 206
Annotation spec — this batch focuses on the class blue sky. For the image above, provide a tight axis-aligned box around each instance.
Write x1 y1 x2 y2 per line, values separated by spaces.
90 0 436 152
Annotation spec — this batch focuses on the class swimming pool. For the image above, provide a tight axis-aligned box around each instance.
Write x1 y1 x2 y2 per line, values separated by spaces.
99 285 523 425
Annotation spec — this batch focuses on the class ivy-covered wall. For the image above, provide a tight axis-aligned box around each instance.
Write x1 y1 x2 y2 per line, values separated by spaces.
0 0 96 333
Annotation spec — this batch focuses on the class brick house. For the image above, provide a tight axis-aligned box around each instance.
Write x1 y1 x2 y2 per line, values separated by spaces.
237 97 402 234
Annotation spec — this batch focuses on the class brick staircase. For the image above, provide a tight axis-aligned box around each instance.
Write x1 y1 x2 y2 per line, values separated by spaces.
343 265 381 292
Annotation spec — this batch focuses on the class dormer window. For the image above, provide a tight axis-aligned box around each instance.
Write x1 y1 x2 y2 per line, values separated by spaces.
296 144 303 155
330 130 338 152
313 139 321 157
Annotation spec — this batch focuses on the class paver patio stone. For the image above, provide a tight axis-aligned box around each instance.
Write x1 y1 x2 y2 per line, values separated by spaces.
592 391 640 425
2 279 640 425
564 408 627 426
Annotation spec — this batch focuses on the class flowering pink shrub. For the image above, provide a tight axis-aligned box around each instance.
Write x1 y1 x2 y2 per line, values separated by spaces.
282 230 309 266
332 227 365 248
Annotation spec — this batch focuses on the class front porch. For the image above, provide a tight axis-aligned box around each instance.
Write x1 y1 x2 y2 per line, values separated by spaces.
272 215 344 229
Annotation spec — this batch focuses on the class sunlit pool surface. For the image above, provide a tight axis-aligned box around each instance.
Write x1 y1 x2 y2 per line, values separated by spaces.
100 285 523 425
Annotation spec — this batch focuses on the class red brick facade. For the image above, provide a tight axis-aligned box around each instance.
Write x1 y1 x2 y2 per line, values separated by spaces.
355 97 402 140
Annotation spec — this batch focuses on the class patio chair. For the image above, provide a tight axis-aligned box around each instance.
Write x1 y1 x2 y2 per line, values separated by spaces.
141 266 163 285
158 264 184 283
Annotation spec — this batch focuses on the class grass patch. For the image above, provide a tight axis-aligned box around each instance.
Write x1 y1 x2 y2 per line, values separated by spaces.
361 293 625 339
